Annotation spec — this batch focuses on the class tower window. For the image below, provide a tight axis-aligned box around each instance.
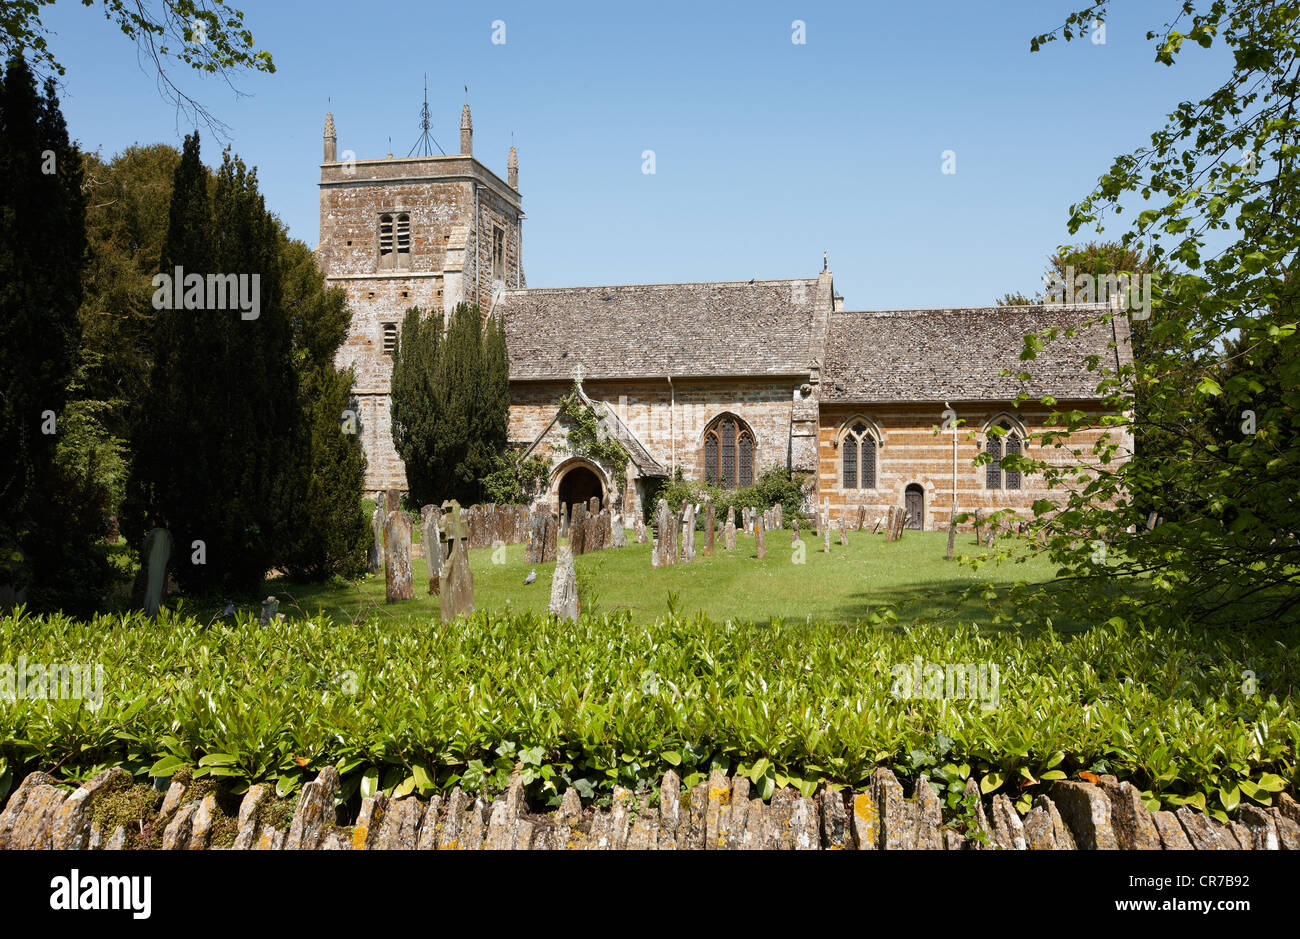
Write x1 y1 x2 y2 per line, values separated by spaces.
492 225 504 278
382 322 397 356
378 213 411 271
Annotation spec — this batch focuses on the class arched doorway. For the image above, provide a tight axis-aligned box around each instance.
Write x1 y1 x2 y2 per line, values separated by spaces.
904 484 924 530
557 464 605 513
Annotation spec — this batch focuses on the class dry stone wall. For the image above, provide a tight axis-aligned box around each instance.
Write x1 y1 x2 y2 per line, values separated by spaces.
3 767 1295 851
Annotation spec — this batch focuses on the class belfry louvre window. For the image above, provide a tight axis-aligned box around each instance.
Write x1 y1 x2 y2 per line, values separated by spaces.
703 415 755 488
841 422 877 489
492 225 505 278
382 322 398 356
378 213 411 270
985 422 1022 490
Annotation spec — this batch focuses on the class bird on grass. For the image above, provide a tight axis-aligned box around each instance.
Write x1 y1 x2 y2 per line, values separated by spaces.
523 569 537 585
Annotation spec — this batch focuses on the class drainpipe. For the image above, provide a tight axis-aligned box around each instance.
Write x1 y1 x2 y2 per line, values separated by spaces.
947 399 957 523
667 376 675 475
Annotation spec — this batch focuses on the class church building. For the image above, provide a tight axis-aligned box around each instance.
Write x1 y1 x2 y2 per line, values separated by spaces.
319 109 1133 530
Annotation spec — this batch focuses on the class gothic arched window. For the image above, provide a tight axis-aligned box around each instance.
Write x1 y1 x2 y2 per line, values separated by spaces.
985 421 1023 490
841 421 878 489
703 415 755 488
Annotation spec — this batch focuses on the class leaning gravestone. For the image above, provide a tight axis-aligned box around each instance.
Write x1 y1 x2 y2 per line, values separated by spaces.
385 510 415 602
140 526 173 616
704 502 716 556
754 517 766 559
681 504 696 562
570 503 588 556
439 500 474 620
856 505 867 531
369 506 385 573
421 505 442 595
549 546 580 622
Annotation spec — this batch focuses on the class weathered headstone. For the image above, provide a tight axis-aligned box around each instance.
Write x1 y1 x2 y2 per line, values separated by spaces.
792 518 801 543
543 514 558 562
526 512 548 565
838 515 848 546
140 526 173 616
754 517 766 559
704 503 715 556
773 504 782 529
612 513 628 548
559 503 569 537
259 595 279 625
588 496 600 515
570 502 588 556
823 517 831 552
439 500 474 620
385 488 401 515
369 507 384 573
652 499 675 567
548 546 580 622
634 515 647 545
384 510 415 602
856 504 867 531
681 504 696 562
421 505 443 594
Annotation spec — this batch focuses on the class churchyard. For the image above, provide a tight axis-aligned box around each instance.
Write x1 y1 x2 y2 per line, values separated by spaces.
262 511 1065 632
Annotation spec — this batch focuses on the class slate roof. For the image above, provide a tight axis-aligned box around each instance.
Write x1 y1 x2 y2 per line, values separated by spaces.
821 304 1123 403
499 279 822 380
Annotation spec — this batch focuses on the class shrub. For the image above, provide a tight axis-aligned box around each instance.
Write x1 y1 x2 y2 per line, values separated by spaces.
654 467 808 528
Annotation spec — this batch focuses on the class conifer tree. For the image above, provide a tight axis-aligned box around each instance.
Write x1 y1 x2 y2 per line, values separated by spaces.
0 57 92 609
390 303 509 506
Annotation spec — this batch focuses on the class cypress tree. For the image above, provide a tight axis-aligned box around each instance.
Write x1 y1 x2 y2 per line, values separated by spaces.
390 302 509 506
0 57 90 608
125 137 299 593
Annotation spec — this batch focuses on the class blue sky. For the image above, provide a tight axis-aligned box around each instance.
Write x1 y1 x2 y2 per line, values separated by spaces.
42 0 1229 309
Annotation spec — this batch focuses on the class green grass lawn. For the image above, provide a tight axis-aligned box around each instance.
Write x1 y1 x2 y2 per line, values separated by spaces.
256 527 1079 631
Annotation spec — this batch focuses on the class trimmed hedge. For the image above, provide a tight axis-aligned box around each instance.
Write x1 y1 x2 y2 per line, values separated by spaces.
0 608 1295 820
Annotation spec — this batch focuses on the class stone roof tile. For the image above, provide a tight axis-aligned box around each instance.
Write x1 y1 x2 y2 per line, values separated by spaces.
821 305 1122 403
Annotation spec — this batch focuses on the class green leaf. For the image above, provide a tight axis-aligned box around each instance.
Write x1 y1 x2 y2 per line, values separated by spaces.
660 750 681 767
148 755 186 778
980 772 1003 794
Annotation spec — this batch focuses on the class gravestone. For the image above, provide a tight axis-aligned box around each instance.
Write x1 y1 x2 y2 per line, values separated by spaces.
634 515 647 545
823 518 831 552
369 507 384 574
140 526 173 617
839 515 848 546
612 513 627 548
259 596 279 625
570 502 588 556
526 512 548 565
385 510 415 602
385 488 401 515
681 503 696 562
773 504 782 529
559 503 569 537
421 505 443 595
549 546 580 622
438 501 474 621
726 505 735 531
543 514 558 562
588 496 600 516
591 508 608 552
652 499 675 567
754 517 766 559
792 518 801 543
856 505 867 531
811 509 820 536
704 503 715 556
724 518 736 551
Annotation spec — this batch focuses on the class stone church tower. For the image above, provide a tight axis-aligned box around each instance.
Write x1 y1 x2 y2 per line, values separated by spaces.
317 107 525 492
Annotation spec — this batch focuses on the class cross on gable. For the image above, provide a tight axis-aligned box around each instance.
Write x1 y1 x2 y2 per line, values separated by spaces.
439 500 468 543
